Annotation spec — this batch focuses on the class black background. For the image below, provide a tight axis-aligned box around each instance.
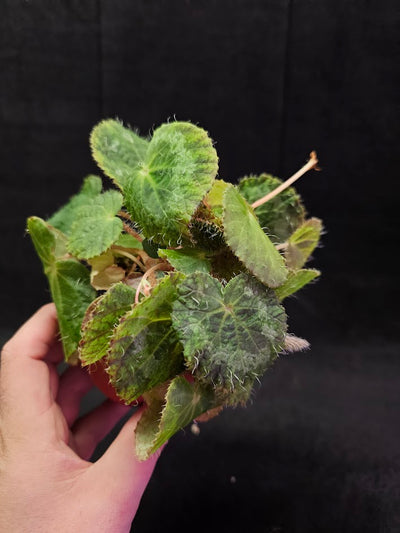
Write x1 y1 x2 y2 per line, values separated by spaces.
0 1 399 531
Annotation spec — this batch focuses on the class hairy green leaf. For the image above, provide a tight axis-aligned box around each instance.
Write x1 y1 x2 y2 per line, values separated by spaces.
50 262 97 362
189 218 225 251
238 174 305 243
28 216 68 264
275 269 320 301
67 190 123 259
125 121 218 245
79 282 135 365
285 218 323 269
135 377 217 461
107 273 185 403
92 120 218 245
188 181 227 248
90 119 149 190
27 217 96 361
209 247 245 282
223 185 288 288
47 175 103 235
172 272 287 403
158 248 211 275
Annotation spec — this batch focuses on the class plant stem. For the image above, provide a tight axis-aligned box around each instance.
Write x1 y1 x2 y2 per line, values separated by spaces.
121 222 143 242
135 262 171 304
111 246 146 271
252 151 319 209
118 210 133 222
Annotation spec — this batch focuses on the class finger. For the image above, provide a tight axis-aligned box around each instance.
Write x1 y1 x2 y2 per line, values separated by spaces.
56 366 94 427
2 303 59 362
92 409 164 519
0 304 61 418
47 336 65 365
72 400 131 460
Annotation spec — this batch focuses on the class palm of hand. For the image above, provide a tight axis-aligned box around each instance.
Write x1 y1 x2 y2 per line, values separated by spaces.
0 304 160 533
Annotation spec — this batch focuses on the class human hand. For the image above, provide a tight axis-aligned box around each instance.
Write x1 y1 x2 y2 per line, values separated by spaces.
0 304 162 533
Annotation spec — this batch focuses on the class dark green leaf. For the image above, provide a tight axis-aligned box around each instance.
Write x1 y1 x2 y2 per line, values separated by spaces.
238 174 305 243
142 238 163 258
79 282 135 365
107 273 185 403
223 185 288 288
209 247 244 282
172 272 287 403
189 218 225 251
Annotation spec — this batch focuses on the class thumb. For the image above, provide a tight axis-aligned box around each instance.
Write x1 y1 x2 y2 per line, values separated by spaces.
93 408 164 517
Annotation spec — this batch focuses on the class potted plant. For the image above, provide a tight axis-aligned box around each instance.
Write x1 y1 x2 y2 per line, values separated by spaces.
27 119 322 460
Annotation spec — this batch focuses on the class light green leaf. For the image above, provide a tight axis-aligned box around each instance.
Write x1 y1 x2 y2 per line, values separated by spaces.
90 119 149 190
204 179 229 220
68 190 123 259
275 269 320 301
28 216 68 265
27 217 96 361
285 218 323 269
135 377 217 461
238 174 305 243
114 233 143 250
107 273 185 403
172 272 287 404
223 185 288 288
50 261 96 362
79 282 135 365
47 175 103 235
158 248 211 275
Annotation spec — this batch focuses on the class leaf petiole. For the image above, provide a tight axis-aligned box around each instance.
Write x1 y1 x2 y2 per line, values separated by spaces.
121 222 143 242
135 262 172 304
111 246 147 271
252 151 319 209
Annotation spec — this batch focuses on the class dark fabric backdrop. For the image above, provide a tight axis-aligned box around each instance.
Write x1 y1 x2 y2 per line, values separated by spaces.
0 1 399 531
